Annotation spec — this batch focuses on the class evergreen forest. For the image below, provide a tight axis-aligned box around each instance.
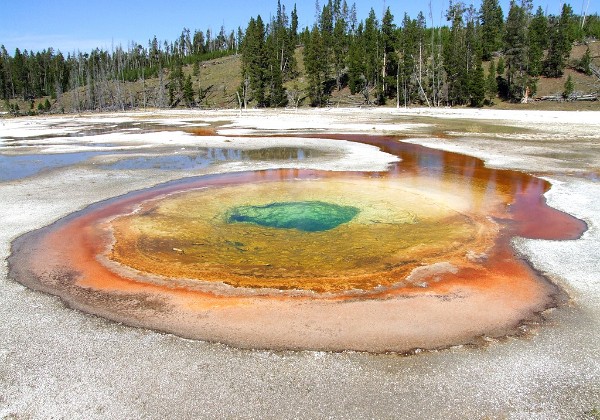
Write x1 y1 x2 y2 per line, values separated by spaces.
1 0 599 114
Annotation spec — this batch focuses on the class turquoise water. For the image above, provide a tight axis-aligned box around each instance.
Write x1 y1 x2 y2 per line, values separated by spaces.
227 201 360 232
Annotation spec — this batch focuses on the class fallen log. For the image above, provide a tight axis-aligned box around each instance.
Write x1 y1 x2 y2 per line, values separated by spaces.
537 94 598 102
574 94 598 101
538 95 562 101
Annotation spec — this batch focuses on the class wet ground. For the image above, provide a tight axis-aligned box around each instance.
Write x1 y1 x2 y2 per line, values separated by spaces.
7 132 584 353
0 108 599 418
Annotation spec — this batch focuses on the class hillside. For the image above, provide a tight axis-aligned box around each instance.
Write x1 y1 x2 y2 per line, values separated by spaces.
533 42 600 96
2 40 599 115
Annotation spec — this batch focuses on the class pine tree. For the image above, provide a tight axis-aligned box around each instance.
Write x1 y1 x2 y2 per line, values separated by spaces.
240 16 268 106
1 46 13 99
168 81 175 107
444 2 468 105
266 31 287 107
486 60 498 100
303 25 328 106
480 0 504 60
399 13 426 106
168 57 184 106
496 56 505 75
363 9 381 103
381 8 398 100
12 48 26 99
582 13 600 39
183 74 194 106
290 5 299 45
331 5 348 91
563 74 574 98
470 61 486 107
543 4 573 78
578 47 592 75
319 0 335 61
347 23 365 95
271 0 296 81
528 7 548 77
0 50 6 100
503 1 528 100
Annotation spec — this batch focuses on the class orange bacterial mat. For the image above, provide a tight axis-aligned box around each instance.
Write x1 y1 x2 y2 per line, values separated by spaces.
9 136 586 353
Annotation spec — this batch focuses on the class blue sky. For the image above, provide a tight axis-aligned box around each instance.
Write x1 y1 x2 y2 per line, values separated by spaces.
1 0 596 54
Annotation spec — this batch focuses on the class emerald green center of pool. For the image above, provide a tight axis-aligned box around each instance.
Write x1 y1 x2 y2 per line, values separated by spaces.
226 201 360 232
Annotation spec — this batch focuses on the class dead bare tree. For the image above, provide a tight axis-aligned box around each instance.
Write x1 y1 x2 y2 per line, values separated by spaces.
156 67 166 108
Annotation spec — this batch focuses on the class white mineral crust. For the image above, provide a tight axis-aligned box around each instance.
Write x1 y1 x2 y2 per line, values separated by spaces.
0 108 598 419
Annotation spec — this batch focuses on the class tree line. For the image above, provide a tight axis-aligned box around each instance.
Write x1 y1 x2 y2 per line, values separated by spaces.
0 26 240 113
241 0 600 108
1 0 599 113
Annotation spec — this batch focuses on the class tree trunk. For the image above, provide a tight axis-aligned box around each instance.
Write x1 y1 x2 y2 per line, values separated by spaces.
396 63 400 108
142 68 146 109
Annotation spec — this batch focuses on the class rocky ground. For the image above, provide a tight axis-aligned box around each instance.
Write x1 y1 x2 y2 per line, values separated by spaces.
1 108 599 419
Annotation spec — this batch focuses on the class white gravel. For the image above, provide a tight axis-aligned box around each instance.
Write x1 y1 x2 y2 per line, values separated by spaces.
1 108 599 419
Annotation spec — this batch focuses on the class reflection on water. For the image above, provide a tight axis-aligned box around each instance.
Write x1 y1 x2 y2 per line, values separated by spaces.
0 152 115 181
0 147 325 181
321 134 586 240
102 153 213 171
102 147 323 170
